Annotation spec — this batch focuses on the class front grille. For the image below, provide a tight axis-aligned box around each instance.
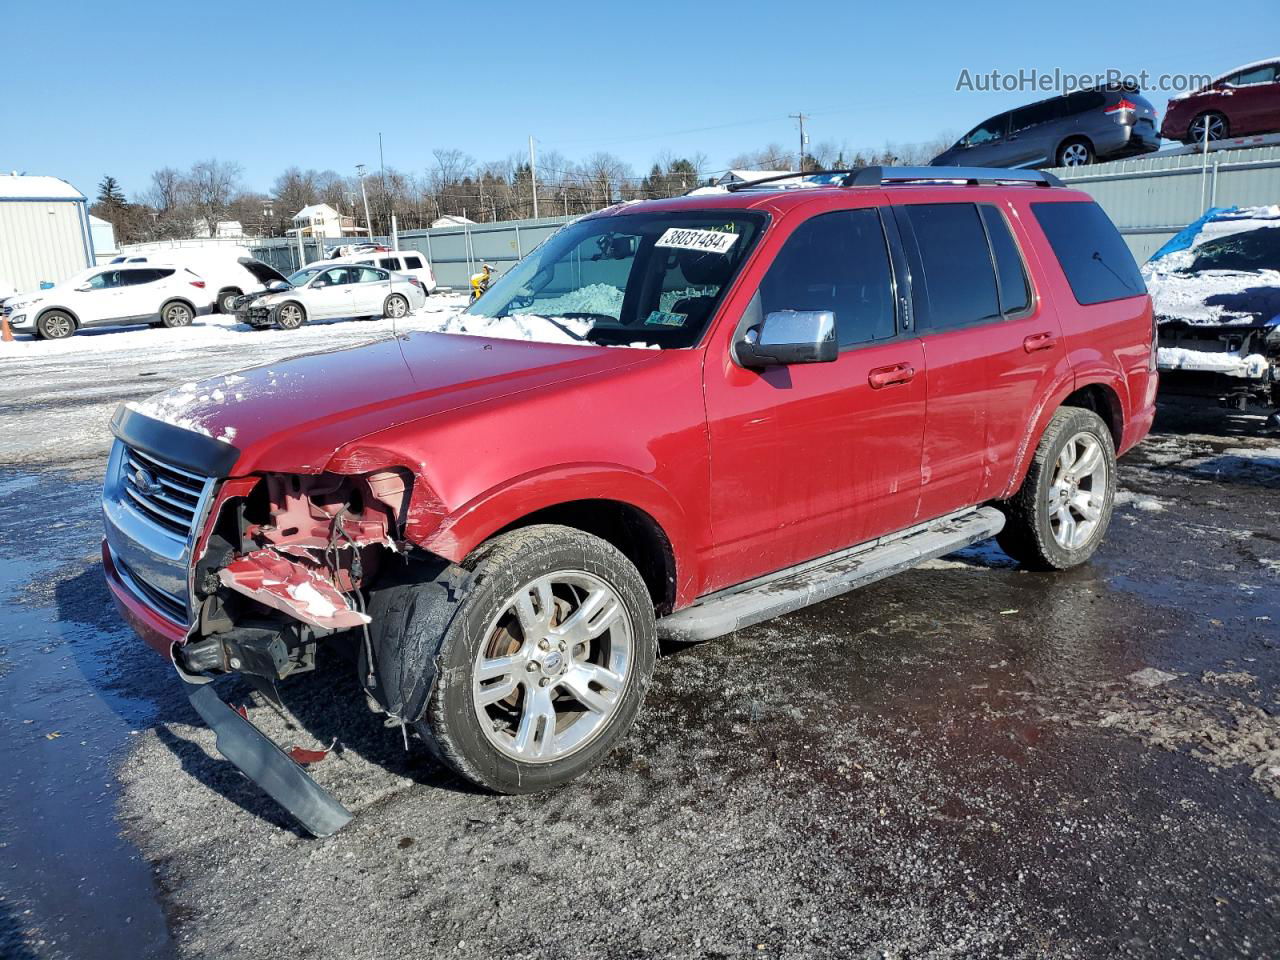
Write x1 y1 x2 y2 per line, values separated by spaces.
116 556 188 624
120 446 209 539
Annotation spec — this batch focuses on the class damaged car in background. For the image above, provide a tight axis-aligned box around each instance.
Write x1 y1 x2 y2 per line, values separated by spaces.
102 168 1158 836
1146 205 1280 420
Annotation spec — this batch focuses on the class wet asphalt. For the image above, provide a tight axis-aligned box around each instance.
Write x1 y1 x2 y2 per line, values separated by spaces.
1 400 1278 959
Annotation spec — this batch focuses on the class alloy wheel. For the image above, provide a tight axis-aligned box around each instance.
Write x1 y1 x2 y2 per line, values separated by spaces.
1190 113 1227 142
1048 432 1108 550
1060 143 1090 167
472 571 633 763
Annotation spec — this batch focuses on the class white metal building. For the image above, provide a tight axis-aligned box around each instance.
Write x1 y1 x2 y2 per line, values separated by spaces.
0 174 94 291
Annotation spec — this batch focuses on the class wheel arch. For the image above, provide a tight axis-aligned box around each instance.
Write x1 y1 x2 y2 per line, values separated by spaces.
274 299 308 320
35 305 80 329
405 466 695 612
488 499 677 615
1000 378 1125 500
160 296 198 316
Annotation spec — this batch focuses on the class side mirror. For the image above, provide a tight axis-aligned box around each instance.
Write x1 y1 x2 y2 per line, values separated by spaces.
736 310 837 368
74 284 92 292
267 280 289 292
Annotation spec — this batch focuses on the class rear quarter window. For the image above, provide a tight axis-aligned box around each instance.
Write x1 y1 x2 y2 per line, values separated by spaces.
1032 202 1146 305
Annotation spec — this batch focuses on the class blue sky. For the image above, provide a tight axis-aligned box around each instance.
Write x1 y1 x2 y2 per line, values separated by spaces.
6 0 1278 200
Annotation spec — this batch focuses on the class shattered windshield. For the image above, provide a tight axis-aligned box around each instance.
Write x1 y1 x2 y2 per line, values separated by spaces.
466 210 766 348
1186 227 1280 273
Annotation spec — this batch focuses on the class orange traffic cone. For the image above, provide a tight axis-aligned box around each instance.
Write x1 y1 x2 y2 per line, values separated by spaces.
1 315 12 343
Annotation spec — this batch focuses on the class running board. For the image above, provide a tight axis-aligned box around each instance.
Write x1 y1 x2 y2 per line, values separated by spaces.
657 506 1005 642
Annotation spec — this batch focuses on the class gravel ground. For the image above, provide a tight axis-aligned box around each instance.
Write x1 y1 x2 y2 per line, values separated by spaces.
1 314 1278 959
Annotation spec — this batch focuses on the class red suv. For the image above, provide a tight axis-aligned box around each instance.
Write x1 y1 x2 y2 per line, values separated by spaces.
1162 59 1280 143
102 167 1157 835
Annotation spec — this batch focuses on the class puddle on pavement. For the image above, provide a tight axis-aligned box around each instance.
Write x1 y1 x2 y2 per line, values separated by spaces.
0 468 176 960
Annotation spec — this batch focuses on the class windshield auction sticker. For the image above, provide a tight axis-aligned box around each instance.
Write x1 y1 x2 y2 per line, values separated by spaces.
654 228 739 255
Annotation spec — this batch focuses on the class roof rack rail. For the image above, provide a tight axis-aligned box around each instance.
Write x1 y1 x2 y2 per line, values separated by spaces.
723 169 862 192
845 166 1065 188
721 166 1065 193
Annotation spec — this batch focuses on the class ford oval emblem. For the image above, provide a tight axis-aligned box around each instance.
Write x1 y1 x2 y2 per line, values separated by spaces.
132 466 161 496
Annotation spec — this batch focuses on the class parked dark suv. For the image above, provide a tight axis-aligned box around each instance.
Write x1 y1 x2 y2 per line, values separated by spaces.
933 88 1161 169
1162 59 1280 144
102 167 1157 836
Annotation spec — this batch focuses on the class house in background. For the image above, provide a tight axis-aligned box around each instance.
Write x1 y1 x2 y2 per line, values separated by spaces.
0 174 94 290
430 214 475 228
192 218 245 239
290 203 368 239
714 169 795 187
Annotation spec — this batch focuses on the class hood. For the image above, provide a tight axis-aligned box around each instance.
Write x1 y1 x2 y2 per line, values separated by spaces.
124 332 657 474
1146 267 1280 327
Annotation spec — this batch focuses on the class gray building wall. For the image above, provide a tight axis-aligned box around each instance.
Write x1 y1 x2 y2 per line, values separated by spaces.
1047 146 1280 262
0 198 94 290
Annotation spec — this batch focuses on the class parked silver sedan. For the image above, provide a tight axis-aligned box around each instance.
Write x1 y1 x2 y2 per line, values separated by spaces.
239 264 426 330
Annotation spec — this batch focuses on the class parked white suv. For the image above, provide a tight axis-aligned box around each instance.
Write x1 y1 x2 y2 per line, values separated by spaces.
240 263 426 330
318 248 437 293
4 265 213 339
107 251 290 314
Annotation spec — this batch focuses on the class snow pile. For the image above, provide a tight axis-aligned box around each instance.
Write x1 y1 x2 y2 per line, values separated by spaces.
429 311 594 345
1157 346 1270 378
514 283 624 319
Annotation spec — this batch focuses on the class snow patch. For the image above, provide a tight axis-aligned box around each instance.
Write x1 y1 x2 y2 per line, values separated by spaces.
1156 346 1270 378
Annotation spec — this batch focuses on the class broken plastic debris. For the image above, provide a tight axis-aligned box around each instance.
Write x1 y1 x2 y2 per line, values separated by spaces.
288 739 337 766
1127 667 1178 688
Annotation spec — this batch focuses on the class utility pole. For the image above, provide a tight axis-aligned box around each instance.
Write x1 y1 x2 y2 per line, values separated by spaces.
789 112 809 171
529 135 539 219
355 163 373 240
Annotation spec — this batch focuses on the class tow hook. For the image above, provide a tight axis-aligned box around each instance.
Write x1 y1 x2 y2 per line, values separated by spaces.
173 653 352 838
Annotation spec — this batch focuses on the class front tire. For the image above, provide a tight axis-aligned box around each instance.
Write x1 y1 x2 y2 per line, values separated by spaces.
160 301 194 328
997 407 1117 571
275 302 305 330
418 524 657 794
36 310 76 340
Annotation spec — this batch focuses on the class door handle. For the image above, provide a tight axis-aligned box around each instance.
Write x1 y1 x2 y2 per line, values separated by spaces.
1023 332 1058 353
868 363 916 389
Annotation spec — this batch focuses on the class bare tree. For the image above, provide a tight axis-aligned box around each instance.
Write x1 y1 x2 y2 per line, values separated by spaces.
188 159 243 233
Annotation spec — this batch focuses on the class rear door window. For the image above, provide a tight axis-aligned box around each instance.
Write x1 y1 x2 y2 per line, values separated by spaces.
378 257 400 270
758 209 896 348
900 203 1001 331
357 267 389 283
1010 98 1066 133
1031 202 1145 305
979 206 1031 315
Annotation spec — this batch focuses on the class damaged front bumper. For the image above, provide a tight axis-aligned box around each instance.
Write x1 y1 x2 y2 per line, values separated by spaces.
106 539 354 837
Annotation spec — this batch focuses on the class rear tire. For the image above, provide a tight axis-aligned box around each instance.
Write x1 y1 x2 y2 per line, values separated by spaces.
1056 138 1094 167
416 524 657 794
217 289 242 314
160 301 194 328
383 294 409 319
36 310 75 340
997 407 1117 571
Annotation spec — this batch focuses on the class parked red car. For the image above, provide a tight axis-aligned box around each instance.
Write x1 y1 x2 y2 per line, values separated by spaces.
1162 58 1280 143
102 167 1157 834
